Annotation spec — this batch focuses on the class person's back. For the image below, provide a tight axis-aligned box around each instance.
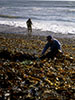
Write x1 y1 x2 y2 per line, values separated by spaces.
49 39 61 51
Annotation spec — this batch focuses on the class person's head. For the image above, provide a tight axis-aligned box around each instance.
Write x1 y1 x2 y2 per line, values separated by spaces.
29 18 31 21
47 35 53 43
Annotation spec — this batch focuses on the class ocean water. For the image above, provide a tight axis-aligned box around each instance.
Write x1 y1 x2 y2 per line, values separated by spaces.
0 0 75 34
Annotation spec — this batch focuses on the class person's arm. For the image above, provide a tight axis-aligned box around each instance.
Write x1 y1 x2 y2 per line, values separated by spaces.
56 41 63 54
42 43 49 55
26 20 28 25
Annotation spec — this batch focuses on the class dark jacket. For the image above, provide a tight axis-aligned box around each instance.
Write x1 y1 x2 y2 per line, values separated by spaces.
42 39 61 55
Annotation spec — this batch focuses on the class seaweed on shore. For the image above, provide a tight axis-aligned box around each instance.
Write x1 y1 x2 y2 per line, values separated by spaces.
0 34 75 100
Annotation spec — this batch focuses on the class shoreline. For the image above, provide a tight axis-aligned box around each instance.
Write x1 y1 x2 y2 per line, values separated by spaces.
0 24 75 39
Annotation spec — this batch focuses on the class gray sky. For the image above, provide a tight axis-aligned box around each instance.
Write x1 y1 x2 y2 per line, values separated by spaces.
33 0 75 1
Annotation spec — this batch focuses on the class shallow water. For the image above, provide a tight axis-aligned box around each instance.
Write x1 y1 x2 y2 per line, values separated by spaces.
0 1 75 34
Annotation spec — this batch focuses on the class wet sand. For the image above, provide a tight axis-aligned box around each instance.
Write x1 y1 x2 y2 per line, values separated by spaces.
0 24 75 38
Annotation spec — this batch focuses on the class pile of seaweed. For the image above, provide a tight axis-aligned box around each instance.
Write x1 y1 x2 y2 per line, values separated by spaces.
0 34 75 100
0 49 75 100
0 49 37 61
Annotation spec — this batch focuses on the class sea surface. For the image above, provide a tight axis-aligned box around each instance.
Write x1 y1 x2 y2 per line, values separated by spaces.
0 0 75 34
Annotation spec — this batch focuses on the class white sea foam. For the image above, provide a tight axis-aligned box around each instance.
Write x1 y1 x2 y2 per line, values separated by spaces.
33 20 75 34
0 20 26 28
32 7 42 11
0 19 75 35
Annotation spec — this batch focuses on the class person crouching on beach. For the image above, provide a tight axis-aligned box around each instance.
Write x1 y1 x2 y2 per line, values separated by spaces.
26 18 32 33
40 35 62 60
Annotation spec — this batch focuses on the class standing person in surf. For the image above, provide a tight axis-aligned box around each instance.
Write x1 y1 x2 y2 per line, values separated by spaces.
26 18 32 35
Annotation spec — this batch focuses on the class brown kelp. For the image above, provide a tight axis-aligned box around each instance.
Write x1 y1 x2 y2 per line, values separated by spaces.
0 33 75 100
